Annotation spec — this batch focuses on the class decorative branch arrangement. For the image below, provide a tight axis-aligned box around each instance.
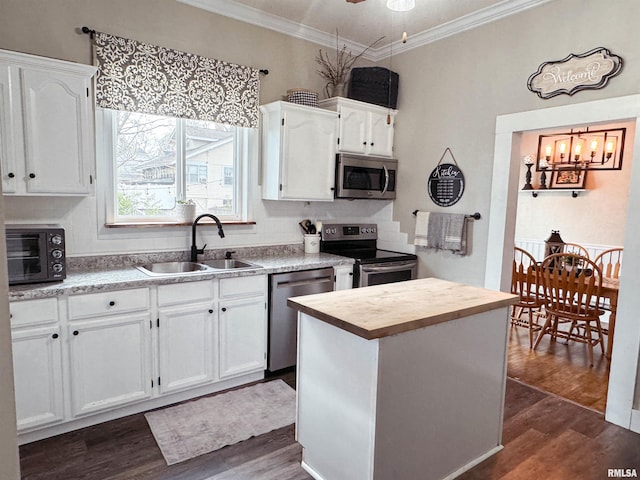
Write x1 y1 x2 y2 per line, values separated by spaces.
315 31 384 90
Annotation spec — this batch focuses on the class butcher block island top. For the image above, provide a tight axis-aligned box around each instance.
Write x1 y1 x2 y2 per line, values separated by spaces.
287 277 518 340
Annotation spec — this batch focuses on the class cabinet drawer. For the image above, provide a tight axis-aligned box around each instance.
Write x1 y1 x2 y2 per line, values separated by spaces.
158 280 215 307
219 275 266 299
10 298 58 328
68 288 150 319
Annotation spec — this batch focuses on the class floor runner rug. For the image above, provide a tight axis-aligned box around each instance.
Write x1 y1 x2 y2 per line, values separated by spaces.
145 379 296 465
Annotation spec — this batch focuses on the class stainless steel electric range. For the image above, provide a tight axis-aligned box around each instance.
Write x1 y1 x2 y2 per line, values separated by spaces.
320 223 417 288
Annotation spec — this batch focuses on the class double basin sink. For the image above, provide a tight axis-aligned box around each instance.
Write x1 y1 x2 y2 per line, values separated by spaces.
136 259 261 277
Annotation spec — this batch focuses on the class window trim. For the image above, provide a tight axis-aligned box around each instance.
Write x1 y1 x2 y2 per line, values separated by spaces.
97 108 250 226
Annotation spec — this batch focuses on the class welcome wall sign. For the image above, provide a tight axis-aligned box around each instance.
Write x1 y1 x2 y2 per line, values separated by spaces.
527 47 623 99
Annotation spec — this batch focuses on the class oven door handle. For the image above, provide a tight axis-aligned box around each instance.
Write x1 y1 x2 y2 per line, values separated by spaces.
381 165 390 195
360 260 417 273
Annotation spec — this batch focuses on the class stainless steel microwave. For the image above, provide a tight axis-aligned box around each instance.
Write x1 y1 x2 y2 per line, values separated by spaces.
5 224 66 285
335 154 397 200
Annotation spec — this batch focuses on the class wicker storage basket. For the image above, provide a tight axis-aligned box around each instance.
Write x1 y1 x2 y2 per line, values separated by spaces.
348 67 399 109
287 88 319 108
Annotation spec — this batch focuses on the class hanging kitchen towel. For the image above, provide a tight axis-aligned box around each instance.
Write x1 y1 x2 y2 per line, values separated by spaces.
415 212 468 255
413 211 430 247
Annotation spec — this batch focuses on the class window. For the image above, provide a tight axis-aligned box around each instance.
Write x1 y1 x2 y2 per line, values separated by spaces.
101 109 245 223
223 166 234 186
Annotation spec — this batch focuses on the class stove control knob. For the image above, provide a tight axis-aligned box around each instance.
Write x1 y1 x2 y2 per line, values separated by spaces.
52 263 64 273
372 227 376 233
361 227 366 233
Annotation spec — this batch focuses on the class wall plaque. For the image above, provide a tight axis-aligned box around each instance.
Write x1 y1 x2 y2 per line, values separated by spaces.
527 47 623 99
427 148 465 207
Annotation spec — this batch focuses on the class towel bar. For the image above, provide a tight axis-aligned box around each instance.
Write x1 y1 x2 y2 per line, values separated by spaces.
412 210 481 220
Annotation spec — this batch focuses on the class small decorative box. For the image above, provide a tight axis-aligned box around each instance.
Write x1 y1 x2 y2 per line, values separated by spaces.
287 88 319 108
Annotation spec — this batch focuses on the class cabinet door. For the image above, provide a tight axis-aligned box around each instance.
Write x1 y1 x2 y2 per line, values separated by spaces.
334 265 354 291
337 105 368 154
20 66 92 194
281 107 336 201
12 325 64 431
368 111 394 157
68 313 152 417
0 63 20 194
158 303 215 394
219 296 266 378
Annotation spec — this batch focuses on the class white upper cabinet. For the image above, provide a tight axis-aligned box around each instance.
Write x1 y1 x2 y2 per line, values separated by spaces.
261 101 338 201
0 49 96 195
319 97 396 158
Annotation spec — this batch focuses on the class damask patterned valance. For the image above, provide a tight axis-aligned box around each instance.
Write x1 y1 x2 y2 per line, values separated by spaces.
93 32 260 128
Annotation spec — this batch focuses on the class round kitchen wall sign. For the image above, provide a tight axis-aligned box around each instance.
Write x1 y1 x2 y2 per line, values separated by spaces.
428 158 465 207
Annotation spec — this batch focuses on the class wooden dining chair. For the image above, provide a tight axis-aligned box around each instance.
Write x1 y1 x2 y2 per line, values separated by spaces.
563 242 590 259
511 247 544 348
594 248 623 279
534 253 605 366
593 247 622 314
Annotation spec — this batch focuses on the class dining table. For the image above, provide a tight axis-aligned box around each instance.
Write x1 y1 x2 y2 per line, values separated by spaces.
601 276 620 360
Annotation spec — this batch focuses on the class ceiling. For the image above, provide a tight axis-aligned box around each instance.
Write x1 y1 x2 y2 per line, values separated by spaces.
177 0 552 61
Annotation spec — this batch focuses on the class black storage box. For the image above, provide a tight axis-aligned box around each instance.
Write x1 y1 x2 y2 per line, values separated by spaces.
347 67 399 109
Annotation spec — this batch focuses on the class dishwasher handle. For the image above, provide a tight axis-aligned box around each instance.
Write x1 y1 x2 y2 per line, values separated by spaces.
275 275 334 289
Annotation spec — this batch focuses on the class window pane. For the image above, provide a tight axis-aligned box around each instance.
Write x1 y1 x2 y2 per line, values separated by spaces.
114 111 178 218
185 120 237 217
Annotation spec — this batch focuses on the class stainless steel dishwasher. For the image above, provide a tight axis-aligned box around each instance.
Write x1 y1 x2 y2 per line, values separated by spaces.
268 267 334 371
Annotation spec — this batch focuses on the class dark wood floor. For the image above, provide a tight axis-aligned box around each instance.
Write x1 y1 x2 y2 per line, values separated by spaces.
507 321 609 412
19 349 639 479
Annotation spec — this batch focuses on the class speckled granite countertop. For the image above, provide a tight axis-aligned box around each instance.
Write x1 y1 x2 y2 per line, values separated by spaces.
9 252 354 301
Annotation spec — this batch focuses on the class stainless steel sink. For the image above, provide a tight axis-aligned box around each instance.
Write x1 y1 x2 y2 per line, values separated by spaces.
203 259 261 270
136 259 262 276
136 261 213 276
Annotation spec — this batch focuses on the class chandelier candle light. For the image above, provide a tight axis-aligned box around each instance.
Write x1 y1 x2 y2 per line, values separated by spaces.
536 127 626 171
522 155 534 190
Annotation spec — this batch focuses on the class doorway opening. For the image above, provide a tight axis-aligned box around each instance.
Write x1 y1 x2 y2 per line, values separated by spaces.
485 94 640 431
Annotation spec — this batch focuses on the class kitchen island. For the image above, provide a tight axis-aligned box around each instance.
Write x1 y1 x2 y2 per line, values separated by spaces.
288 278 518 480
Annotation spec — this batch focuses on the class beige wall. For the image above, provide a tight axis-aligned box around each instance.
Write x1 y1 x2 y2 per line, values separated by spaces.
0 190 19 477
391 0 640 285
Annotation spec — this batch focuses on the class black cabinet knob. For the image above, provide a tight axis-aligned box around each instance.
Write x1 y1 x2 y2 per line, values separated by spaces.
208 309 213 314
73 330 79 336
52 333 59 339
109 300 116 306
28 173 36 179
370 143 374 146
221 307 227 312
363 141 367 145
7 172 14 178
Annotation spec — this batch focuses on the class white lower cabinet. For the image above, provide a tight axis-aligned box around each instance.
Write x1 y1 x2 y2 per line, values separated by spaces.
67 288 152 417
219 296 267 378
12 325 64 431
11 274 268 440
218 275 267 379
334 265 354 291
157 280 216 394
10 298 64 432
68 312 153 417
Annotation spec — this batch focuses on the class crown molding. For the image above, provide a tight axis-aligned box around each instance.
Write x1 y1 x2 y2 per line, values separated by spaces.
177 0 553 62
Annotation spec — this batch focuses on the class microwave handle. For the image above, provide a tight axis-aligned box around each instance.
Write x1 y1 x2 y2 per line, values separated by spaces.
381 165 390 195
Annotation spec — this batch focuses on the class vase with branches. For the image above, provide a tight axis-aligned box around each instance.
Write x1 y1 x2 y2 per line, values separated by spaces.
316 31 384 98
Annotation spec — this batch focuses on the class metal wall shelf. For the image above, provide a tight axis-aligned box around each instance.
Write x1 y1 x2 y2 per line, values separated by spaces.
520 189 586 198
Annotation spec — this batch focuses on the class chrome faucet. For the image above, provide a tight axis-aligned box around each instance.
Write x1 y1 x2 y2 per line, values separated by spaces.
191 214 225 262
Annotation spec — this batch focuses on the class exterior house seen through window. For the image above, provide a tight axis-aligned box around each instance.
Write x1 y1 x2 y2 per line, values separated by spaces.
106 109 242 223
